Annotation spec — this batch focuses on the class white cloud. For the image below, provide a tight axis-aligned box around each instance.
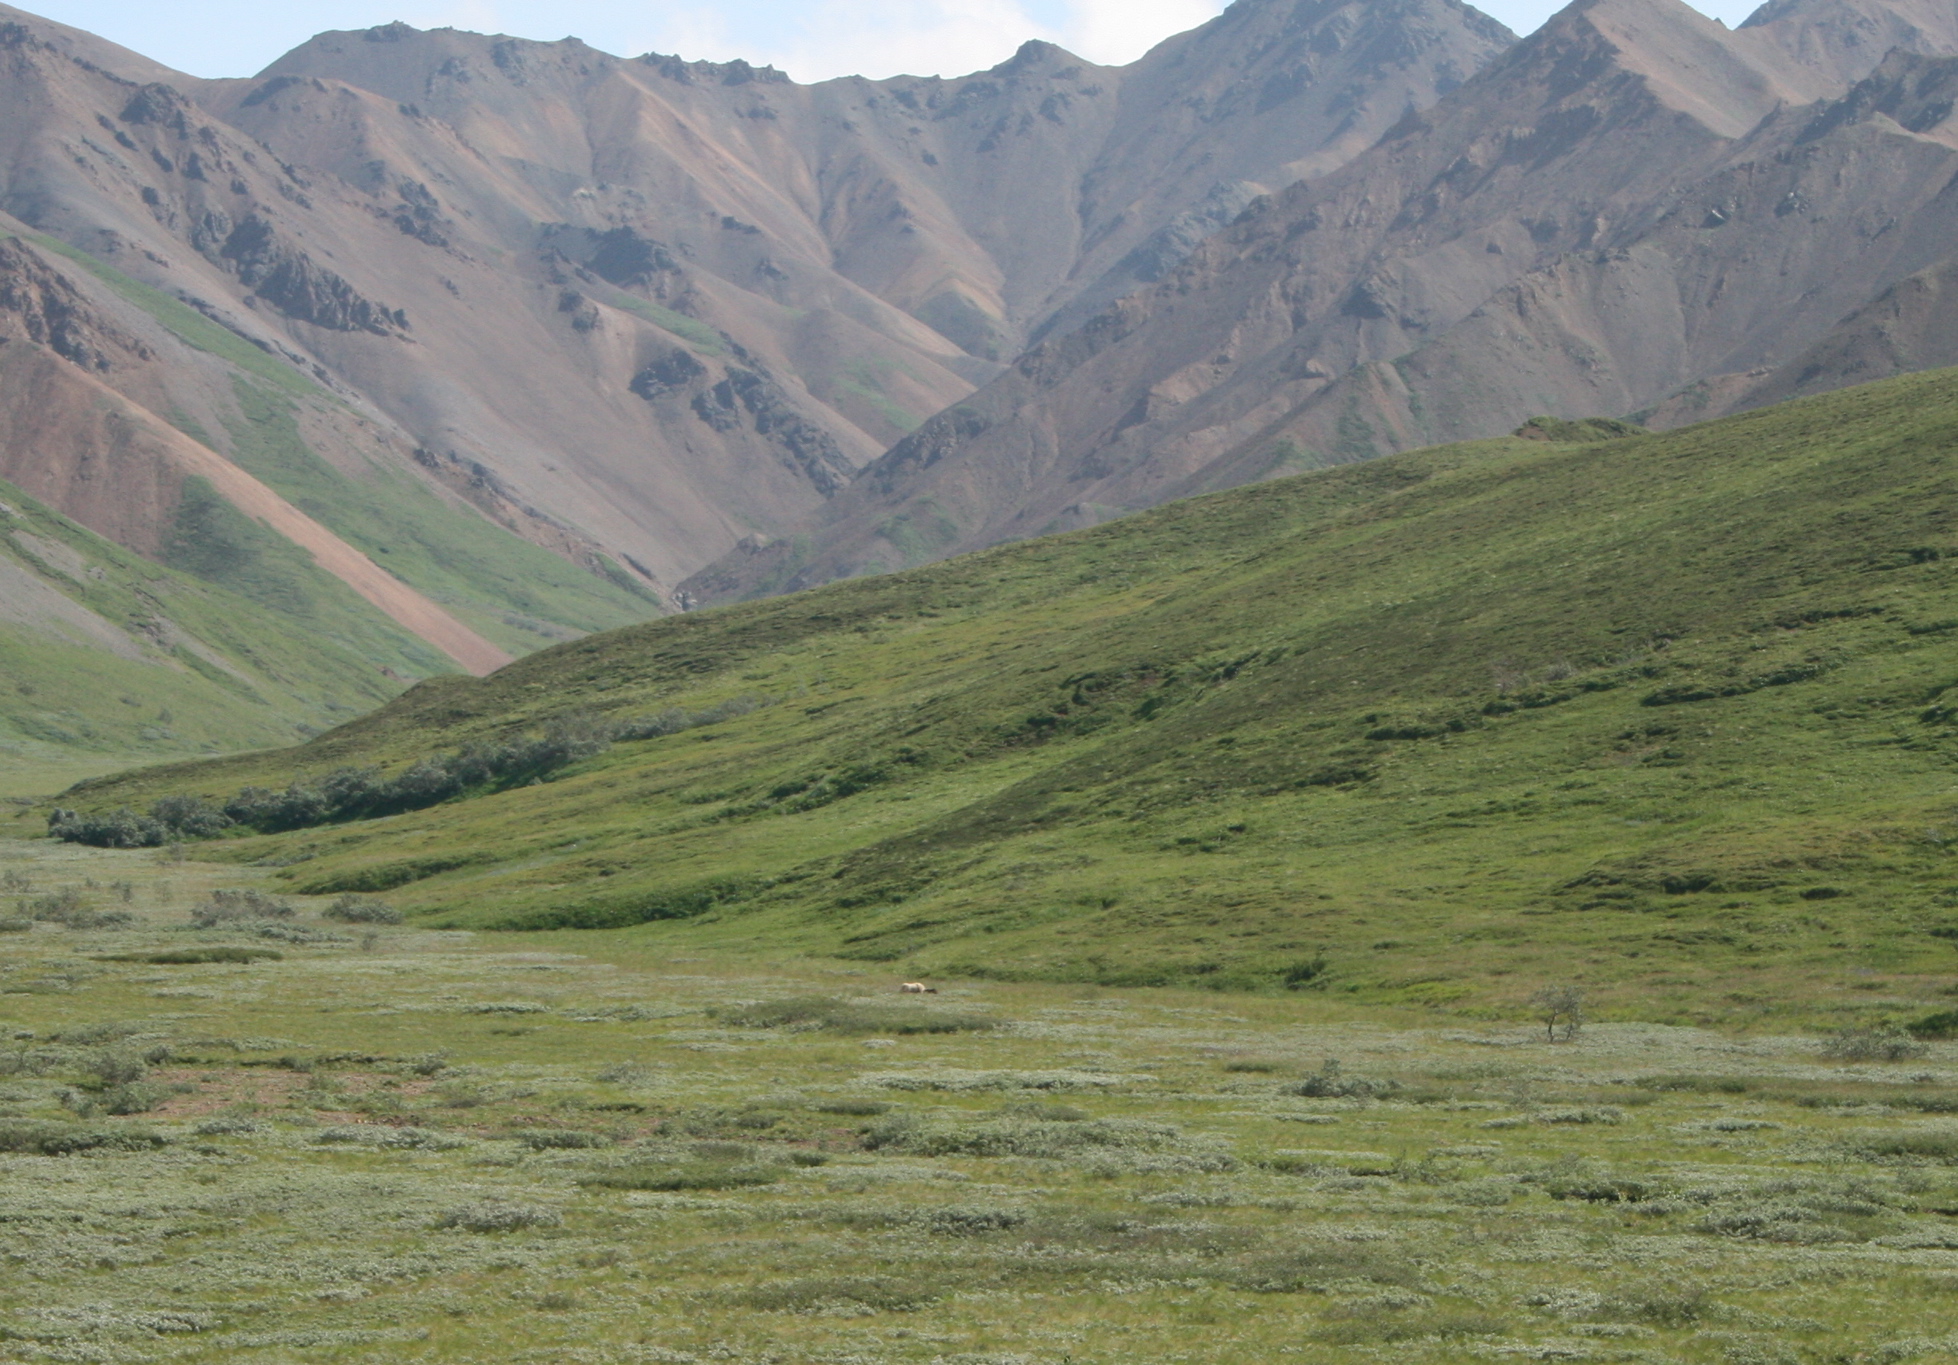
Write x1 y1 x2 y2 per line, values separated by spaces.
639 0 1061 81
1059 0 1227 65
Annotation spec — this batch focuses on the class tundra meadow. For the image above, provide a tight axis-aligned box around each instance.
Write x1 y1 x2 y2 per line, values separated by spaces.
2 833 1956 1365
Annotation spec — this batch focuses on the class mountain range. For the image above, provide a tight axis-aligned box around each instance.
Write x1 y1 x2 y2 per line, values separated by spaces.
1 0 1957 761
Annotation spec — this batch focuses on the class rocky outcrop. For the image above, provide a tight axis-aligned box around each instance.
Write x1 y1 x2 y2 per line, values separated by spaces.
216 215 405 333
0 239 151 371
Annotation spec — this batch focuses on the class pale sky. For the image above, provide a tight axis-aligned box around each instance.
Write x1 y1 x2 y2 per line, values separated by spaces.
21 0 1770 82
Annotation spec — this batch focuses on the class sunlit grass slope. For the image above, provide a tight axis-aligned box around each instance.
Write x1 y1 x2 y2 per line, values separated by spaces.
0 477 439 760
56 366 1958 1024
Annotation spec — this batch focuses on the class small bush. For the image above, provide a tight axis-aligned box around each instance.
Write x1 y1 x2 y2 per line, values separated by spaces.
251 923 348 945
1221 1243 1421 1293
322 894 403 924
513 1129 611 1150
314 1124 463 1150
913 1205 1028 1236
86 1050 148 1088
0 918 32 934
1528 984 1586 1041
0 1121 167 1155
579 1160 785 1191
97 1082 170 1116
1606 1285 1710 1326
189 889 294 927
711 994 997 1035
810 1098 891 1116
732 1276 937 1313
1860 1130 1958 1162
194 1116 267 1136
1822 1026 1930 1062
1695 1207 1858 1243
100 947 283 965
1314 1307 1508 1345
864 1112 1192 1162
1287 1058 1398 1099
26 887 131 930
1634 1075 1752 1093
437 1202 562 1233
1909 1010 1958 1040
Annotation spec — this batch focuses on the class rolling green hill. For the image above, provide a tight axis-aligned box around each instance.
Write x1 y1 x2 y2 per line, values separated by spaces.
45 366 1958 1027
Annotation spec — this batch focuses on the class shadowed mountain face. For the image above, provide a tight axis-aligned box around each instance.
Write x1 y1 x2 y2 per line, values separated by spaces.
0 0 1513 636
683 0 1958 603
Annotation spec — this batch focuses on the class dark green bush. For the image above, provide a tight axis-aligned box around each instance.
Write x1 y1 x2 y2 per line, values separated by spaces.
0 1121 167 1155
100 947 283 965
53 703 772 848
1910 1010 1958 1040
514 1129 612 1150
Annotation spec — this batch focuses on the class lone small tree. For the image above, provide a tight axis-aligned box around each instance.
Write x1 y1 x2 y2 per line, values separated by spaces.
1529 984 1586 1042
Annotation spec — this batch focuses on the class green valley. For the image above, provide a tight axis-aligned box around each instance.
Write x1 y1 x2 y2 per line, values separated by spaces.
41 366 1958 1030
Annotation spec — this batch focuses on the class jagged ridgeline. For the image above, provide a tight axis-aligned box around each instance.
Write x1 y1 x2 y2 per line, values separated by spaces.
50 368 1958 1013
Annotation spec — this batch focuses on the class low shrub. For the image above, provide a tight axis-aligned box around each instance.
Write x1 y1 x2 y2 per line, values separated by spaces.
0 1121 167 1155
862 1112 1194 1162
1909 1010 1958 1040
1286 1058 1398 1099
1314 1308 1508 1345
1859 1129 1958 1162
809 1098 891 1116
25 887 132 929
436 1202 562 1233
732 1276 938 1313
1219 1243 1421 1293
314 1125 464 1150
913 1205 1028 1236
1547 1174 1666 1203
711 994 997 1035
513 1129 611 1150
194 1116 267 1136
189 889 294 927
1695 1207 1859 1243
1822 1026 1930 1062
579 1160 786 1191
100 947 283 965
322 895 403 925
53 704 772 848
1634 1075 1752 1094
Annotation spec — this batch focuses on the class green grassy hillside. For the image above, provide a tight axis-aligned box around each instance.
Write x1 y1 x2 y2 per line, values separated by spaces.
49 366 1958 1027
0 477 440 759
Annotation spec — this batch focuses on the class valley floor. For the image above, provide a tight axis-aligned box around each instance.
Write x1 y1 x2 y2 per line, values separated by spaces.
0 839 1955 1362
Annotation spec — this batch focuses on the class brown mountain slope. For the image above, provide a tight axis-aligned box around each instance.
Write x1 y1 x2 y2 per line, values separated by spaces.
0 0 1513 623
683 0 1958 604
